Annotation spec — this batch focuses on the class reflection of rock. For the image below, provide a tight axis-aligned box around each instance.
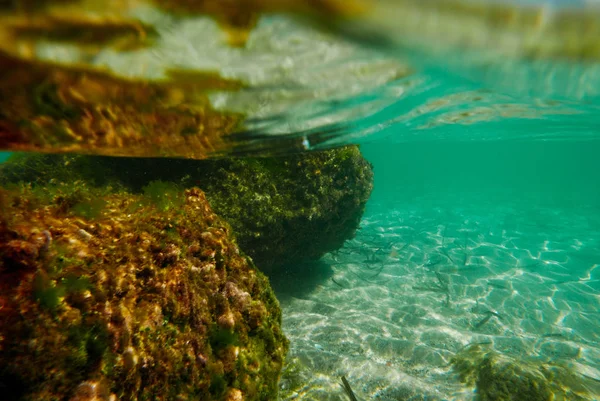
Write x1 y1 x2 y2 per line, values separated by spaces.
0 145 373 272
0 184 288 401
0 52 243 158
452 344 599 401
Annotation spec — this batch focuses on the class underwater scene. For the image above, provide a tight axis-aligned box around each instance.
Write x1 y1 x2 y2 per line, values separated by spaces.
1 0 600 400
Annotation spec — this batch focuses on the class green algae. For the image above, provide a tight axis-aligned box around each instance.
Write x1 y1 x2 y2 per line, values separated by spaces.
209 373 228 397
451 344 599 401
67 324 111 370
33 270 93 313
71 198 106 219
210 325 241 352
142 180 184 212
279 356 311 398
33 272 65 312
181 147 373 271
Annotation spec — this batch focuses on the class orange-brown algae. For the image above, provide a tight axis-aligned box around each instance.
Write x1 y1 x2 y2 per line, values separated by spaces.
0 184 288 401
150 0 368 47
3 15 158 52
0 51 244 158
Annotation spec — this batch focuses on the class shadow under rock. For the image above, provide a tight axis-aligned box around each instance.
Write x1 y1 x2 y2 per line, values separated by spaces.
268 259 335 303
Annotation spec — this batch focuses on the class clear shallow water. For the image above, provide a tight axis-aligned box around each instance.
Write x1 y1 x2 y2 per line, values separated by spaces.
274 205 600 400
272 141 600 400
2 0 600 399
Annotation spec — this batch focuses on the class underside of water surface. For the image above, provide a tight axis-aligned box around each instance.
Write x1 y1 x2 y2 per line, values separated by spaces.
2 0 600 156
1 1 600 400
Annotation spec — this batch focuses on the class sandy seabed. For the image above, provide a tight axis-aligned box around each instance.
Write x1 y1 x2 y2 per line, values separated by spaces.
273 200 600 400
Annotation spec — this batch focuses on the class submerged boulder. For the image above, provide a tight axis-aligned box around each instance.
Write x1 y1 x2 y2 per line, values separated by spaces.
452 344 599 401
175 147 374 272
0 146 373 271
0 183 288 401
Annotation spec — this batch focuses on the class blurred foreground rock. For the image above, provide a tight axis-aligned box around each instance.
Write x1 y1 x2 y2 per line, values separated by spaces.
0 184 288 401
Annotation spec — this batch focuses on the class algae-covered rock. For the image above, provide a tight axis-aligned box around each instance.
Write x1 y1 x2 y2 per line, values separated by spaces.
451 344 599 401
0 183 288 401
0 146 373 271
475 354 552 401
180 147 374 272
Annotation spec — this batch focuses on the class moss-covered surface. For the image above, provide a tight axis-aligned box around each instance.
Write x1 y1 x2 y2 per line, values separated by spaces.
278 356 313 399
178 147 374 272
0 183 288 401
451 344 599 401
0 146 374 272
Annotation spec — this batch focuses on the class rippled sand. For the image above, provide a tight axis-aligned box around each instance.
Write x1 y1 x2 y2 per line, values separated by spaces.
272 200 600 400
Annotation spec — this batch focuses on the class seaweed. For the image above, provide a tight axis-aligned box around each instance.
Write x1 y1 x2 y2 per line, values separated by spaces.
209 374 227 397
209 325 240 352
32 272 65 312
142 180 184 212
71 198 106 219
279 356 310 399
341 376 359 401
61 274 92 293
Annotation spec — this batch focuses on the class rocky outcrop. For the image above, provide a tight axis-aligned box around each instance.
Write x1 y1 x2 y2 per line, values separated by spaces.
0 184 288 401
0 146 374 272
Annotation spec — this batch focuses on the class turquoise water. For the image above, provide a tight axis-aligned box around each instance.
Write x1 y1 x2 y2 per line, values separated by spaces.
272 140 600 399
362 141 600 209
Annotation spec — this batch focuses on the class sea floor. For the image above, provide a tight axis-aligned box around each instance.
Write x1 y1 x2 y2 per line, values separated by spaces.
271 198 600 401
